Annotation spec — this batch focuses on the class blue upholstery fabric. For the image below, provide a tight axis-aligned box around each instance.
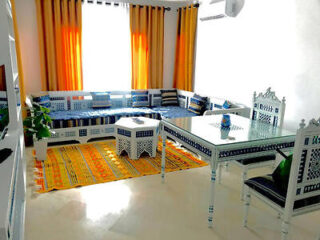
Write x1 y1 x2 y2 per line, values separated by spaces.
131 90 149 107
245 175 320 209
91 92 111 108
49 107 161 128
32 93 51 108
151 106 197 119
236 154 276 165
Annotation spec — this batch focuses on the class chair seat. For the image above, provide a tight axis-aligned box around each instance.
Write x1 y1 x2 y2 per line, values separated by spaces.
245 175 320 209
236 154 276 165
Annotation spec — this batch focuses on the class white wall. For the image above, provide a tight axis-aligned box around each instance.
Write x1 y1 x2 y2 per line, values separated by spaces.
194 0 320 130
15 0 42 94
14 0 186 94
163 9 178 88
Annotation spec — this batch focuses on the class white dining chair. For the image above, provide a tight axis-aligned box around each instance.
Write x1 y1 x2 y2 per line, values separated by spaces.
226 87 286 200
243 118 320 240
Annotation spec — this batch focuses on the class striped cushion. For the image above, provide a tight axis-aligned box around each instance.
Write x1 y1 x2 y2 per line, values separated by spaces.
32 93 51 108
91 92 111 109
245 175 320 209
132 90 149 107
161 90 179 106
187 94 207 115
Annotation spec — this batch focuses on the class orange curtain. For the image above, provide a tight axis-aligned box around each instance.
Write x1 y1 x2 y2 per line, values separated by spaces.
173 5 198 92
35 0 83 91
130 5 164 90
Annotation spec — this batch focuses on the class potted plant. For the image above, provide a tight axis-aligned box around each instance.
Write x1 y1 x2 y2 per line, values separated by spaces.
23 103 53 160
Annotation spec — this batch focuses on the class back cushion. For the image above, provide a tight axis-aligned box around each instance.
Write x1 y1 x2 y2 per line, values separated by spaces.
91 92 111 109
32 93 51 108
161 89 179 106
188 94 208 115
131 90 149 107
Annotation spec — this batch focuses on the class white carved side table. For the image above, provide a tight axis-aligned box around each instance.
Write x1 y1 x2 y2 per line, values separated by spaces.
114 117 160 160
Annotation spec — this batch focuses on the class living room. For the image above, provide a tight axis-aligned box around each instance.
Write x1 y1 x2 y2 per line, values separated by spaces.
0 0 320 240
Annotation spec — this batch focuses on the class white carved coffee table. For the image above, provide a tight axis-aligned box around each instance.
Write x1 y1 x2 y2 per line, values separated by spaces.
115 117 160 160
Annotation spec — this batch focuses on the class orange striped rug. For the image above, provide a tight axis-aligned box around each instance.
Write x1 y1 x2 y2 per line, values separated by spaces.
34 140 208 193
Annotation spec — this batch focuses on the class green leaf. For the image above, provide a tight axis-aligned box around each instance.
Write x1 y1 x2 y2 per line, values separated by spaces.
36 125 51 139
43 114 52 123
23 117 32 128
40 105 50 113
23 102 53 139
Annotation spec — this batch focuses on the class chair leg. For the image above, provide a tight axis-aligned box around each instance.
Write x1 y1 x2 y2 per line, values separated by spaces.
218 163 223 184
241 167 248 200
281 214 291 240
243 186 251 227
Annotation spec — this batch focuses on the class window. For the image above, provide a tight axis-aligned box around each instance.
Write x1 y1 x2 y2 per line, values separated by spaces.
82 2 131 91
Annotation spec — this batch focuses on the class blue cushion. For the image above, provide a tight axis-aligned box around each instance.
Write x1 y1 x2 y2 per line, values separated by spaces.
194 94 208 102
223 100 232 109
152 106 197 119
91 92 111 109
245 175 320 209
161 90 179 106
32 93 51 108
132 90 149 107
188 94 208 115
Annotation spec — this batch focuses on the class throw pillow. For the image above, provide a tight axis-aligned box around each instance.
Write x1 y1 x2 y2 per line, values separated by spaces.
131 90 149 107
188 94 208 115
91 92 111 109
272 153 293 191
161 89 179 106
32 93 51 108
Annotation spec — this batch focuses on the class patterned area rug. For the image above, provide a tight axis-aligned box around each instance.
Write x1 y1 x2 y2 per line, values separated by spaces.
34 140 208 193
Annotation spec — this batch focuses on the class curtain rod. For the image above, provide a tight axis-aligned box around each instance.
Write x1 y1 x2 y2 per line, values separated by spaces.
132 4 170 11
176 3 200 11
83 0 171 11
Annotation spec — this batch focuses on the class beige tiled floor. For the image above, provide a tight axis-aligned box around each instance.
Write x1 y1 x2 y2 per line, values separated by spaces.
24 146 320 240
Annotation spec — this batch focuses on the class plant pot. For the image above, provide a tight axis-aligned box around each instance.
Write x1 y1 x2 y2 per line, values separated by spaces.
34 140 47 161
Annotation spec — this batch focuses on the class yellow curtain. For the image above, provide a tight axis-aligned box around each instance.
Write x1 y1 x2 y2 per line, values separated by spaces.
35 0 83 91
130 5 164 90
11 0 27 118
173 5 198 92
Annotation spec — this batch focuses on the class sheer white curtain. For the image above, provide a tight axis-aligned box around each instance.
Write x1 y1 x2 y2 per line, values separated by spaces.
82 2 131 91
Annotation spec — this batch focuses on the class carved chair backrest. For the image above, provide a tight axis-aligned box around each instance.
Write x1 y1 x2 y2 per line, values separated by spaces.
252 87 286 128
285 119 320 212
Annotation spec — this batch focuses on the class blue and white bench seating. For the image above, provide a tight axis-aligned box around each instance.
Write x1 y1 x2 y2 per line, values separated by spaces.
26 89 250 144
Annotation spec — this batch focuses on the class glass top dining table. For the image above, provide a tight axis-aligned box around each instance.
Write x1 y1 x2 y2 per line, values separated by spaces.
160 114 296 227
163 114 295 147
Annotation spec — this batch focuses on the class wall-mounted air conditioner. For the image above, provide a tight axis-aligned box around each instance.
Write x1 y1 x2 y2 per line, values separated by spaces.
199 0 245 21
